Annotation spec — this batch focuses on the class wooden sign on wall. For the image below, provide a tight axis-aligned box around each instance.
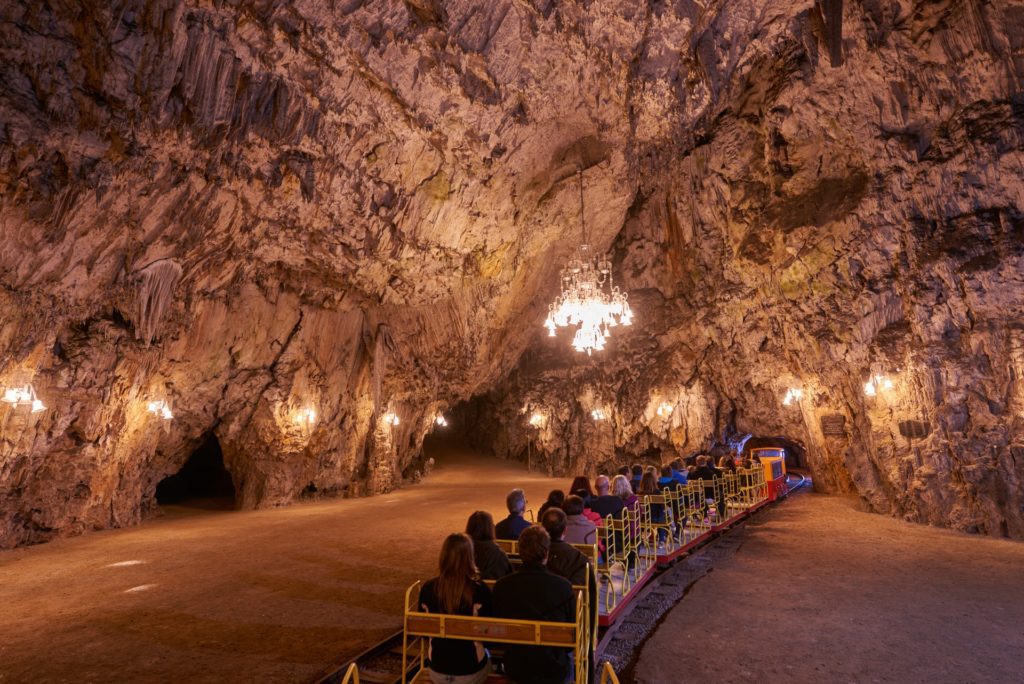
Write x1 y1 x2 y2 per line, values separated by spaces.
820 414 846 436
898 420 931 439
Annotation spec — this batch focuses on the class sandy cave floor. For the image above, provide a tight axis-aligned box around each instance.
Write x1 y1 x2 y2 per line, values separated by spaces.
0 447 567 684
3 453 1024 684
632 491 1024 683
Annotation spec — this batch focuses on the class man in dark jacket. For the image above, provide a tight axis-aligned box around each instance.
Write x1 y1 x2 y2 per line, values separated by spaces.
493 526 576 684
691 456 725 521
541 507 597 681
495 488 531 540
588 475 624 520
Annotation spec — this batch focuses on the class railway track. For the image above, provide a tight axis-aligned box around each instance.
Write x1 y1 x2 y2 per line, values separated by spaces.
312 472 809 684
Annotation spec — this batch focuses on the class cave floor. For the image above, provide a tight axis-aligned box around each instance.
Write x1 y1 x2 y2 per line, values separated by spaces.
0 448 566 684
632 491 1024 684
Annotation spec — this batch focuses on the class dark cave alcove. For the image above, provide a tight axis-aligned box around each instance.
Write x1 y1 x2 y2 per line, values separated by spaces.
155 433 236 508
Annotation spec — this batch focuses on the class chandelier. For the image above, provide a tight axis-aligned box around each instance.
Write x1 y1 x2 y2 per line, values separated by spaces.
1 384 46 413
544 167 633 355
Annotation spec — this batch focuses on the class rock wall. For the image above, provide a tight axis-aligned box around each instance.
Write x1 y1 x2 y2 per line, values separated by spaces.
1 0 1023 546
461 0 1024 539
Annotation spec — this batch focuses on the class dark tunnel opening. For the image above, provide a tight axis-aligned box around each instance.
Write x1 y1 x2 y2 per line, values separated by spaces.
155 433 236 509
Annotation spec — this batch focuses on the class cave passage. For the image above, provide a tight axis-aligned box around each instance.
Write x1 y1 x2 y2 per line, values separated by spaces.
155 433 235 508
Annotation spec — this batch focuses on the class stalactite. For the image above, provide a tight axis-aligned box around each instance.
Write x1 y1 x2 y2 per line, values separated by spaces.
135 260 182 346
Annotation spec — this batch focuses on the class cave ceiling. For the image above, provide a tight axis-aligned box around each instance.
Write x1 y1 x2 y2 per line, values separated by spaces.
1 0 1023 546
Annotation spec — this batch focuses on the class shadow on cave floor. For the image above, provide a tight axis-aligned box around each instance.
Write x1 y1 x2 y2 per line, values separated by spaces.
155 433 236 514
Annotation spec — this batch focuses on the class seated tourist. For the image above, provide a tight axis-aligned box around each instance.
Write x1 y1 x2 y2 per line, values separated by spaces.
740 455 754 469
589 475 625 520
657 464 680 491
541 506 598 678
638 471 667 542
495 489 531 540
629 463 643 493
692 456 725 519
493 526 575 684
562 495 597 545
691 455 719 481
718 454 737 472
541 508 593 589
568 476 595 507
538 489 565 518
612 474 637 510
670 458 688 485
418 533 493 684
465 511 512 580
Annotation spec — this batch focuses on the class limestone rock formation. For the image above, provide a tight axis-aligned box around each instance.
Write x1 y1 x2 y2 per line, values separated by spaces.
1 0 1023 546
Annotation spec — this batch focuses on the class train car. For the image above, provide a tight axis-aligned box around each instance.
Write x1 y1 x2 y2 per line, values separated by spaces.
750 447 789 500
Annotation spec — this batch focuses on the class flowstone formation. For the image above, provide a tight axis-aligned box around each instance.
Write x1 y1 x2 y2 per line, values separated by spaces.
1 0 1022 547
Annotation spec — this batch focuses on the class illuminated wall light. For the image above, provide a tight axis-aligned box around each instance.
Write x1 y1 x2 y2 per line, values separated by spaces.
655 402 673 417
782 388 803 407
435 414 448 427
863 374 894 397
296 407 316 428
384 412 400 426
529 412 545 427
591 408 606 420
2 384 46 413
146 400 174 420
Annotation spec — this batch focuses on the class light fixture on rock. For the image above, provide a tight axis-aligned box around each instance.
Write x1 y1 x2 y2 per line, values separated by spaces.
591 408 606 421
146 399 174 420
435 414 448 427
2 384 46 413
383 412 400 426
296 407 316 428
656 402 673 417
529 412 546 428
863 374 894 397
782 388 803 407
543 166 633 356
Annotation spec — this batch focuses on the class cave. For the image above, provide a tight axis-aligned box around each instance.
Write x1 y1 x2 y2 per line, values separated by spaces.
2 1 1024 682
154 433 235 508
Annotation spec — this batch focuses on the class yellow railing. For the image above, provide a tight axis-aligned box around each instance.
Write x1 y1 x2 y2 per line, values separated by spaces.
403 581 589 683
340 663 359 684
600 661 621 684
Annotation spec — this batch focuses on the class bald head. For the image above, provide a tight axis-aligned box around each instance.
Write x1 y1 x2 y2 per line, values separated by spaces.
595 475 610 495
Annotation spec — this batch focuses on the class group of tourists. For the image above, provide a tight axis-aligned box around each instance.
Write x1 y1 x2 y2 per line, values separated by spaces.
419 496 590 684
416 452 758 684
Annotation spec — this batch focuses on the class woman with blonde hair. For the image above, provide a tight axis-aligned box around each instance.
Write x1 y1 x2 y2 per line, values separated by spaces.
417 533 492 683
612 473 637 509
